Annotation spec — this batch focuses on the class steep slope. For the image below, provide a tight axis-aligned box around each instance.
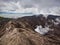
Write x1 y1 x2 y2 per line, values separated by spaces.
0 17 12 37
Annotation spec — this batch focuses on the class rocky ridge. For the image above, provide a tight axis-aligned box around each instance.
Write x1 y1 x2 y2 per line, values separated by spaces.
0 14 60 45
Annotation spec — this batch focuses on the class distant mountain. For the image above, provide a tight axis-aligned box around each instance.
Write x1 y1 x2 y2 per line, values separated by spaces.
0 12 14 14
0 12 8 14
0 12 33 14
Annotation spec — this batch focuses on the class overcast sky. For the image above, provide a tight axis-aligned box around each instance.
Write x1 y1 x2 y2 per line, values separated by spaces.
0 0 60 15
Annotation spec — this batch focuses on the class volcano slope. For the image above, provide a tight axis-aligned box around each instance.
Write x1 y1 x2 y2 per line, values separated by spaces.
0 15 60 45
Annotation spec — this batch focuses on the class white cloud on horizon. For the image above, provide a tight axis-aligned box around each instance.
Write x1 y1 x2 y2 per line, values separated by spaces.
40 7 60 15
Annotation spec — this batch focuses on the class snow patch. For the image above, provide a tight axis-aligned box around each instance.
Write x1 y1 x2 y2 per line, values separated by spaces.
56 18 60 23
35 25 50 35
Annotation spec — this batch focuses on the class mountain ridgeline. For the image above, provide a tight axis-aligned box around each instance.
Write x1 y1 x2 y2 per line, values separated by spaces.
0 14 60 45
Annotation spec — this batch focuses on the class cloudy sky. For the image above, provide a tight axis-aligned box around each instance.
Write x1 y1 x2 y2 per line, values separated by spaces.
0 0 60 15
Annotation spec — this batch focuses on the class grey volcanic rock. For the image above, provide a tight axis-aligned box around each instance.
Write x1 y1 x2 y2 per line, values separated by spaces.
0 15 60 45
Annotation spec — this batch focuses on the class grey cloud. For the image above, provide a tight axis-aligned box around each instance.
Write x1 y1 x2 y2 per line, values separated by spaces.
21 0 60 8
0 0 60 8
0 0 60 13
